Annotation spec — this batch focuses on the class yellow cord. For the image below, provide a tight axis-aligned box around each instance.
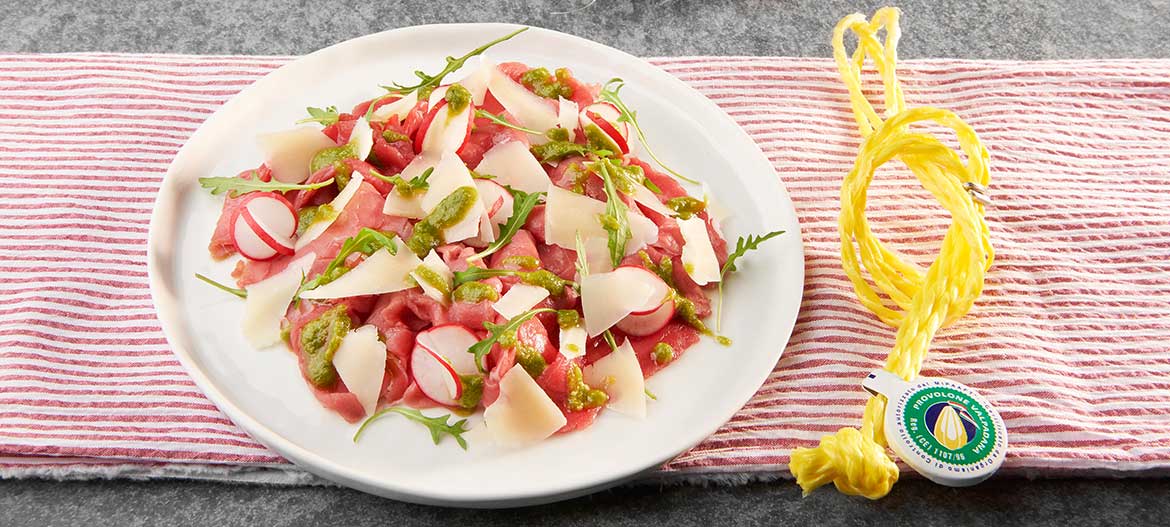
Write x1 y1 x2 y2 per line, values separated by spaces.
788 7 994 500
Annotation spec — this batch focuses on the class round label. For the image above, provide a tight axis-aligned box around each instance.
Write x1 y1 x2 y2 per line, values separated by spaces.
863 370 1007 487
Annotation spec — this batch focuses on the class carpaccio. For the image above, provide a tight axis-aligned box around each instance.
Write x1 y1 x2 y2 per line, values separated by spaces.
203 47 731 447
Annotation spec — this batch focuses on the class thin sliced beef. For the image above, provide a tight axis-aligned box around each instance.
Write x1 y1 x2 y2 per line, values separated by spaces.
627 321 701 378
535 354 602 433
286 300 366 422
488 229 540 270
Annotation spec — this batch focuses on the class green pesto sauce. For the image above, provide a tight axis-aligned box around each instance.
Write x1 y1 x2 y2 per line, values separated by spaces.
406 186 478 257
501 255 541 270
652 342 674 365
556 309 580 330
296 203 337 237
638 251 675 288
310 143 358 189
596 212 621 232
531 140 592 164
513 338 547 378
381 129 411 143
413 264 450 299
666 196 707 219
545 127 570 142
566 363 608 411
583 124 621 154
298 305 351 388
444 84 472 115
520 67 574 100
604 161 644 195
452 281 499 303
519 269 573 297
458 374 484 410
566 163 589 194
469 169 495 180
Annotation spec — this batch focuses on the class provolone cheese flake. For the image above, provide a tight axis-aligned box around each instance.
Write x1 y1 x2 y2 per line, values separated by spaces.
296 173 364 250
410 250 454 304
558 324 587 359
370 90 419 123
492 283 550 320
298 248 421 300
241 253 316 349
582 339 646 419
332 325 386 416
678 217 720 285
544 185 657 255
473 141 550 194
483 364 567 447
580 269 656 337
420 151 485 243
257 127 338 184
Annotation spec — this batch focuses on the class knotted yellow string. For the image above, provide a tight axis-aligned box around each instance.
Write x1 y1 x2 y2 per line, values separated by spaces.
788 7 994 499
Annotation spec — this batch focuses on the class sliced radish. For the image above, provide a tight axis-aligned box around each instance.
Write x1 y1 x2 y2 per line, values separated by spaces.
298 247 422 300
296 173 363 251
241 252 316 349
411 344 463 406
232 192 297 261
426 85 451 109
257 127 338 184
415 324 479 375
370 90 419 123
332 325 386 416
488 66 558 139
483 364 567 447
410 250 454 304
556 97 579 142
613 266 675 336
473 140 551 194
582 338 646 419
348 116 374 162
543 185 658 254
415 99 474 155
579 102 630 154
475 179 514 225
492 283 550 320
678 216 720 286
580 267 658 337
418 151 486 243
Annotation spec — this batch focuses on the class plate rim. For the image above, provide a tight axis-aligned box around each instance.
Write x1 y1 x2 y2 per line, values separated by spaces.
147 22 806 507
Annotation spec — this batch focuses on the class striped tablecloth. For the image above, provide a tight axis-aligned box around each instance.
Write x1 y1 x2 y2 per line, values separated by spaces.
1 54 1168 484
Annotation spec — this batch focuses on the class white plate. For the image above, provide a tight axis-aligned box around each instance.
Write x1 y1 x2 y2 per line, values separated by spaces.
148 23 804 507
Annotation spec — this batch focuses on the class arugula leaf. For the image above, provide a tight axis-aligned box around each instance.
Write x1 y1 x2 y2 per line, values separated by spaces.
372 167 434 198
468 308 556 372
194 273 246 299
475 109 542 135
353 406 470 449
595 161 631 267
299 228 399 295
451 265 516 289
574 230 589 279
644 388 658 401
597 78 700 185
296 106 340 126
198 173 335 198
470 189 543 262
386 27 528 97
715 230 785 331
470 170 496 180
602 329 619 352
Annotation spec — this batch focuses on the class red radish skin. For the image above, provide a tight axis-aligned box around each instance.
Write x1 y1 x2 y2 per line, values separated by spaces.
410 344 463 406
414 100 474 155
611 265 675 336
415 324 479 375
585 110 630 154
239 208 295 256
231 192 298 261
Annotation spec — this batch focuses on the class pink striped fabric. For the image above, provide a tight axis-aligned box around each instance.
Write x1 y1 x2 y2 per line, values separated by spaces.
1 54 1168 482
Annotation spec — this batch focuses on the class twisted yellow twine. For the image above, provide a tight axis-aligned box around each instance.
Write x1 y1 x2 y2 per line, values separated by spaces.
788 7 994 499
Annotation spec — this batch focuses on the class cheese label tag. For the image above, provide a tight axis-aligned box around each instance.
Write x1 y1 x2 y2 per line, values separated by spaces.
862 370 1008 487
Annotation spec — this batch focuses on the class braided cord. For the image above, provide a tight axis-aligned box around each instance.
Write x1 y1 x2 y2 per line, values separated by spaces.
789 7 994 499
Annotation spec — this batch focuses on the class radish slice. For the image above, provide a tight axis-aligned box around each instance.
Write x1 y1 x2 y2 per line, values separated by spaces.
382 155 433 219
580 267 658 337
348 116 374 162
416 100 474 155
415 324 479 375
483 364 567 447
679 217 720 286
492 283 550 320
232 192 297 261
543 185 658 254
411 344 462 406
257 127 338 184
488 66 558 139
298 247 422 300
295 173 364 251
582 338 646 419
558 323 587 359
556 97 579 141
475 179 514 225
426 85 451 109
613 266 675 336
240 252 316 349
419 151 486 243
370 90 419 123
410 250 454 304
473 141 551 194
332 325 386 416
579 102 630 154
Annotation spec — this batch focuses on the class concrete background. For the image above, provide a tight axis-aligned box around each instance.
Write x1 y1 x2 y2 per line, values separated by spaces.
2 0 1169 524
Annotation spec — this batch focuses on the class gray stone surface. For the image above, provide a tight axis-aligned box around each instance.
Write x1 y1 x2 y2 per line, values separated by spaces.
2 0 1169 523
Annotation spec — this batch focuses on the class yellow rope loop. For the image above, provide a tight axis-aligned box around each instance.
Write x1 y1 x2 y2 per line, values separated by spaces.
790 8 993 499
